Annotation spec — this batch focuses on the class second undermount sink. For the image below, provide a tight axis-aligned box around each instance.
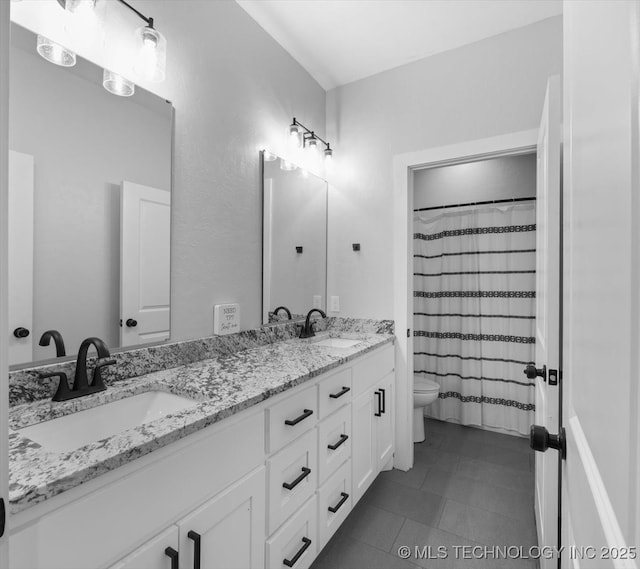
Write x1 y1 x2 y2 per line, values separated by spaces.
311 337 363 349
18 391 199 453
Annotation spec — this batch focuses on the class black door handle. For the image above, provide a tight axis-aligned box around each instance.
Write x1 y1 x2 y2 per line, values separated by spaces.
329 386 350 399
379 388 386 414
188 530 201 569
282 466 311 490
328 492 349 513
126 318 138 328
328 434 349 451
164 547 179 569
13 327 29 338
524 362 547 381
283 537 312 567
530 424 566 459
284 408 313 426
374 390 382 417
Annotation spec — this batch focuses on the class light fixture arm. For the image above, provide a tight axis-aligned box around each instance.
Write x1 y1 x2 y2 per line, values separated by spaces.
291 117 331 151
115 0 155 28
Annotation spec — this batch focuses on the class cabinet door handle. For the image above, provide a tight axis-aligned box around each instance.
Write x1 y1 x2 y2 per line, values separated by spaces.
327 434 349 451
283 537 312 567
374 390 382 417
164 547 179 569
328 492 349 513
282 466 311 490
284 408 313 426
188 530 201 569
329 386 350 399
380 388 386 414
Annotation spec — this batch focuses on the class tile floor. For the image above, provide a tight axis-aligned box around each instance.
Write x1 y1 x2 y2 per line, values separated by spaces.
311 418 538 569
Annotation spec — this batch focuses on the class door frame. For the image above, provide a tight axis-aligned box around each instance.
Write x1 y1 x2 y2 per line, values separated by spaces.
391 128 538 471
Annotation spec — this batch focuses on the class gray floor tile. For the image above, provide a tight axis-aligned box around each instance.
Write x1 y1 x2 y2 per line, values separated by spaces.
338 503 405 552
379 459 430 489
362 477 446 528
455 457 534 494
413 445 461 472
439 499 537 547
453 440 531 472
311 534 421 569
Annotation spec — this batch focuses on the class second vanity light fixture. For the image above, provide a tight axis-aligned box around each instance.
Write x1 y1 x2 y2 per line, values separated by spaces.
289 118 333 161
35 0 167 97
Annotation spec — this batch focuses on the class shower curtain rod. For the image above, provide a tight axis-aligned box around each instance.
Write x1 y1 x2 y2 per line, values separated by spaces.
413 196 536 212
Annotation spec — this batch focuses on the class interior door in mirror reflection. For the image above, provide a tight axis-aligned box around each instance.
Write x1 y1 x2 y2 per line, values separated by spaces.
120 181 171 347
8 150 34 365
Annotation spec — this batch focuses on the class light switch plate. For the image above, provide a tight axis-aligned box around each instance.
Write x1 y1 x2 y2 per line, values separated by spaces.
213 303 240 335
330 296 340 312
313 295 322 309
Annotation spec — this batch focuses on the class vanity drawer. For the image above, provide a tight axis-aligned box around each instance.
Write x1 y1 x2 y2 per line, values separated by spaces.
317 460 352 550
267 384 318 453
268 429 318 534
352 344 394 396
317 404 351 484
318 367 352 419
267 495 317 569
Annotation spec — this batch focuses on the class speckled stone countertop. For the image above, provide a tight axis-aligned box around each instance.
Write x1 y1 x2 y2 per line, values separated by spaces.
9 330 393 514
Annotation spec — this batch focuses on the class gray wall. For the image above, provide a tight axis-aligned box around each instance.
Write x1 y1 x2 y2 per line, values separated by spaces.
9 40 171 356
326 16 562 319
413 153 536 210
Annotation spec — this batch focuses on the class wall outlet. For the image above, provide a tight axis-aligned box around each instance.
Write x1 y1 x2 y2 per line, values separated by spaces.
313 295 322 309
213 303 240 335
330 296 340 312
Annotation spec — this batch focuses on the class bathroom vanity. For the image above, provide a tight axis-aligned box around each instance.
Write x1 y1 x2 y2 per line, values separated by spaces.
8 328 394 569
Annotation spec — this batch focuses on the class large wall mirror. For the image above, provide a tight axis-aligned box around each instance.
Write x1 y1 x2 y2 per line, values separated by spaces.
262 152 328 325
8 23 173 367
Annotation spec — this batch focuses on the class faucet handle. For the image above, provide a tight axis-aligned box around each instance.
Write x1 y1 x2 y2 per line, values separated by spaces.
92 358 116 390
41 372 71 402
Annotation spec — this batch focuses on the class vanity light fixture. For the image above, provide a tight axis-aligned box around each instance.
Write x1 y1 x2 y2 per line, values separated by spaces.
36 35 76 67
290 118 333 162
103 69 135 97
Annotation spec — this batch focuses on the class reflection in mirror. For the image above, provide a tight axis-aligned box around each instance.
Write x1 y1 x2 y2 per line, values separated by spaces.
8 23 173 367
262 152 328 325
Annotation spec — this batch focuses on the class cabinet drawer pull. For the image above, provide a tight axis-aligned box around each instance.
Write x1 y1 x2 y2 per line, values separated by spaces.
329 386 350 399
282 466 311 490
164 547 179 569
284 408 313 426
328 492 349 513
380 388 386 414
188 530 201 569
327 434 349 451
374 390 382 417
283 537 312 567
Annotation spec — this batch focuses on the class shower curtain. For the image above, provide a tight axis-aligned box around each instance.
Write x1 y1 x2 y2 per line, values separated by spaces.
413 202 536 435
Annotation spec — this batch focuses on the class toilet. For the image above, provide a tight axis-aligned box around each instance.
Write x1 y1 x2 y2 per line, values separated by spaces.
413 376 441 443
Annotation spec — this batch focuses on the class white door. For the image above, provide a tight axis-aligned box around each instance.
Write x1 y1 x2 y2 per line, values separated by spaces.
120 181 170 346
177 468 266 569
108 526 179 569
351 389 377 504
376 373 394 470
8 150 34 365
562 2 640 567
531 76 562 568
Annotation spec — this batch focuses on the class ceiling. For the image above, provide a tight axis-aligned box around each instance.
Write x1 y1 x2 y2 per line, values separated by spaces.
236 0 562 90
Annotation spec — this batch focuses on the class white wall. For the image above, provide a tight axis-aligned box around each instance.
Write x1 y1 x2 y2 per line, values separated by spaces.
9 35 171 355
325 16 562 319
413 153 536 210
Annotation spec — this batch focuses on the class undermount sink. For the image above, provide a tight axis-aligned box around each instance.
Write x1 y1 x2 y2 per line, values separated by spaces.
18 391 199 453
312 337 363 349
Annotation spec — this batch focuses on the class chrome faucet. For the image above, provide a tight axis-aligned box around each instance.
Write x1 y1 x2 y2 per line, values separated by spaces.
299 309 326 339
273 306 292 320
39 329 66 357
41 337 116 402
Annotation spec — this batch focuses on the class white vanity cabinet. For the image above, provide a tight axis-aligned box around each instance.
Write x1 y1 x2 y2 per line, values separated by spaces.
9 341 394 569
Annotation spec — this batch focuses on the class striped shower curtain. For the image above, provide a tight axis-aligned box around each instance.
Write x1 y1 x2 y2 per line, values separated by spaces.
413 203 536 436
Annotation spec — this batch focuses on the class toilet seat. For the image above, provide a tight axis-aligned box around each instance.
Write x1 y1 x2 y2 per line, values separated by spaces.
414 377 439 393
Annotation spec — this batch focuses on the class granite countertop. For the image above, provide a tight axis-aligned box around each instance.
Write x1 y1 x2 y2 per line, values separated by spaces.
9 331 394 514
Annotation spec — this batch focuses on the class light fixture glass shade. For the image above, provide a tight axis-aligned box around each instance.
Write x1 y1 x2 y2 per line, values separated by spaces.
103 69 135 97
324 147 333 161
63 0 99 46
134 26 167 82
306 136 318 150
36 35 76 67
280 159 297 171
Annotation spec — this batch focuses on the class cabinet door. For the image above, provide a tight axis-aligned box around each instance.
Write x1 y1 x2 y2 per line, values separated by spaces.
375 373 394 470
109 527 179 569
177 467 266 569
351 388 377 505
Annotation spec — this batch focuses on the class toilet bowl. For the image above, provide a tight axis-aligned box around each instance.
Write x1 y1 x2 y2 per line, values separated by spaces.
413 376 440 443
